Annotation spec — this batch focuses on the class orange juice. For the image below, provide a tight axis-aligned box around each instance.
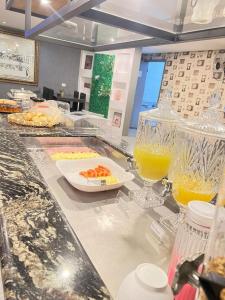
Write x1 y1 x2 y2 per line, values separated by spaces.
217 177 225 206
134 145 172 181
172 175 216 206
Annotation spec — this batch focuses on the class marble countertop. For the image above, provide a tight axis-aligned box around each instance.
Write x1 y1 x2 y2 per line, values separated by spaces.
0 123 112 299
0 116 171 300
25 135 173 298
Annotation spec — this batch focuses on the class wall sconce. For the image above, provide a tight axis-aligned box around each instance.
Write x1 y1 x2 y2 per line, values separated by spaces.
191 0 220 24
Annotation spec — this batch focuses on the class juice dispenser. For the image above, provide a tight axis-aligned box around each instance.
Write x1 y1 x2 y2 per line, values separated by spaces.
132 91 180 208
168 92 225 211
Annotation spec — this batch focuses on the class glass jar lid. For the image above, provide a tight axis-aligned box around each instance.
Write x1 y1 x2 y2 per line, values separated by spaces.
140 90 181 123
181 91 225 137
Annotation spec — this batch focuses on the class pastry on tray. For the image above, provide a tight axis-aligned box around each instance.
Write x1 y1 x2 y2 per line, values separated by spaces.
8 112 61 127
0 99 22 113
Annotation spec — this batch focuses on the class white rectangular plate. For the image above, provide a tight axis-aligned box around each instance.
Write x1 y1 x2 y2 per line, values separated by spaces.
56 157 134 192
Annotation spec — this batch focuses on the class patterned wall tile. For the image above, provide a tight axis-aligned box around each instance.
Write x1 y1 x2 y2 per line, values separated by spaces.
142 50 225 122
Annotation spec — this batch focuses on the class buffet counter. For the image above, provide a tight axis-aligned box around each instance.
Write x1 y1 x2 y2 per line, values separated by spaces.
0 116 174 299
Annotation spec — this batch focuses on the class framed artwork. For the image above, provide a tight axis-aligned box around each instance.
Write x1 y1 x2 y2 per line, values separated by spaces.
84 55 93 70
112 89 123 101
84 82 91 89
0 31 39 85
112 112 122 128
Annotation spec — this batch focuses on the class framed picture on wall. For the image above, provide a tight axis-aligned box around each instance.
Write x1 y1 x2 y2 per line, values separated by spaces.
84 82 91 89
0 31 39 85
112 112 122 128
84 55 93 70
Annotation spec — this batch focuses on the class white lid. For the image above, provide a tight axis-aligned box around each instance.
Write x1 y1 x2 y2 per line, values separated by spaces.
187 201 215 228
135 263 168 290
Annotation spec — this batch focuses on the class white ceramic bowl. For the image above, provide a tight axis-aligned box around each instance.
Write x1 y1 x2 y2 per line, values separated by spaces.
117 263 173 300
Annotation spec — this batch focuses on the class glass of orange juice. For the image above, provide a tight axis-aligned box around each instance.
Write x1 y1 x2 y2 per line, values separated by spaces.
132 98 179 208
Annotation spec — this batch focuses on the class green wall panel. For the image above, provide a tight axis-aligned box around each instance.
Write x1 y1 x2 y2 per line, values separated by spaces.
89 53 115 118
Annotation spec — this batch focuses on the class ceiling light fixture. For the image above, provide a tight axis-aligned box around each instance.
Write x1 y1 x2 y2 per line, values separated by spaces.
65 21 77 27
191 0 220 24
82 25 86 41
41 0 50 5
62 21 78 34
2 21 6 25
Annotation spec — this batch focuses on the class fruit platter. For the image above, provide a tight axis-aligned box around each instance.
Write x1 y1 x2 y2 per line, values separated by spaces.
56 157 134 192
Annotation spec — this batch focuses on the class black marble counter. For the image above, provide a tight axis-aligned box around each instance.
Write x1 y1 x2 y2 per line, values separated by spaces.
0 119 111 299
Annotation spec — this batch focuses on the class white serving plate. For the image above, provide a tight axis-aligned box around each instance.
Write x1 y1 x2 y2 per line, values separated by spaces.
56 157 134 192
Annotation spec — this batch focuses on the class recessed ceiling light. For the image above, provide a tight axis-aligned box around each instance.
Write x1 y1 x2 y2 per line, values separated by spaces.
2 21 6 25
41 0 50 4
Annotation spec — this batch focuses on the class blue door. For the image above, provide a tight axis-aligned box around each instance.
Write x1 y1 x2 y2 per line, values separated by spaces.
130 61 165 129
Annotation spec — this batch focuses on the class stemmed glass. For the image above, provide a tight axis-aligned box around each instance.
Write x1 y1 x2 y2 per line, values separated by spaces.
131 93 179 208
